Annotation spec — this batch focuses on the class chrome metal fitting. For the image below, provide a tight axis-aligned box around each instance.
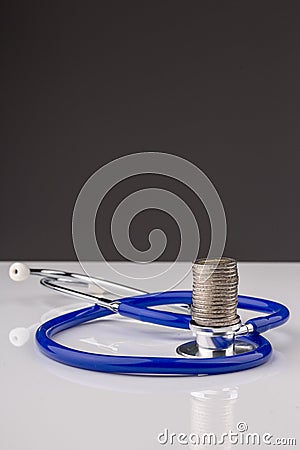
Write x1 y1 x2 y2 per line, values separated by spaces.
177 257 253 358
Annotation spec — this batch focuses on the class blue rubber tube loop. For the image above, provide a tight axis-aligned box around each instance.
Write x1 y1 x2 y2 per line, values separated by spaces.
36 305 271 375
118 291 289 333
238 295 290 333
34 290 287 375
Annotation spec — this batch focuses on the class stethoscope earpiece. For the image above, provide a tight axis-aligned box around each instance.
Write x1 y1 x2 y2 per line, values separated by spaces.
9 262 30 282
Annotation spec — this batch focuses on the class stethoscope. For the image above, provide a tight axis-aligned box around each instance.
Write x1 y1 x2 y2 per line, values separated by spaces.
9 262 289 376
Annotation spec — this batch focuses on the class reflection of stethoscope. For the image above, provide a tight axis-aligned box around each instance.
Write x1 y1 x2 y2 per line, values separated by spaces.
9 262 289 376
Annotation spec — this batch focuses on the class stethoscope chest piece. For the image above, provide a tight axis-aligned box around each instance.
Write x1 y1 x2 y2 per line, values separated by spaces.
176 326 256 359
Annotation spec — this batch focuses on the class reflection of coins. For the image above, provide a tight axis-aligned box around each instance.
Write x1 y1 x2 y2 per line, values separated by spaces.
72 152 227 294
191 388 238 450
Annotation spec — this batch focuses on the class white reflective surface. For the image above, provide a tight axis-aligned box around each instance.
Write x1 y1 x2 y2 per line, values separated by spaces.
1 262 299 449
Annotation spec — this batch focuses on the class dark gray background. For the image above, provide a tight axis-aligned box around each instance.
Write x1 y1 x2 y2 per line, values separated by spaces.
1 2 299 261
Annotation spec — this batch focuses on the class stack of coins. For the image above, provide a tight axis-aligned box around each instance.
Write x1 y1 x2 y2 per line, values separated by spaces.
192 258 240 327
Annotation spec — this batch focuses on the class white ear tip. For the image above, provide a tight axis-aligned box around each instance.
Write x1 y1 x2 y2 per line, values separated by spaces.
9 263 30 281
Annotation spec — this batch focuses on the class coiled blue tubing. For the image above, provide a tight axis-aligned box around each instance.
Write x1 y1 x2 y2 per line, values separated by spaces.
36 291 289 375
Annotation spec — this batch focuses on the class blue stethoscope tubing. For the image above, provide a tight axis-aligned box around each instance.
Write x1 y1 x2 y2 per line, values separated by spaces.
36 291 289 375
